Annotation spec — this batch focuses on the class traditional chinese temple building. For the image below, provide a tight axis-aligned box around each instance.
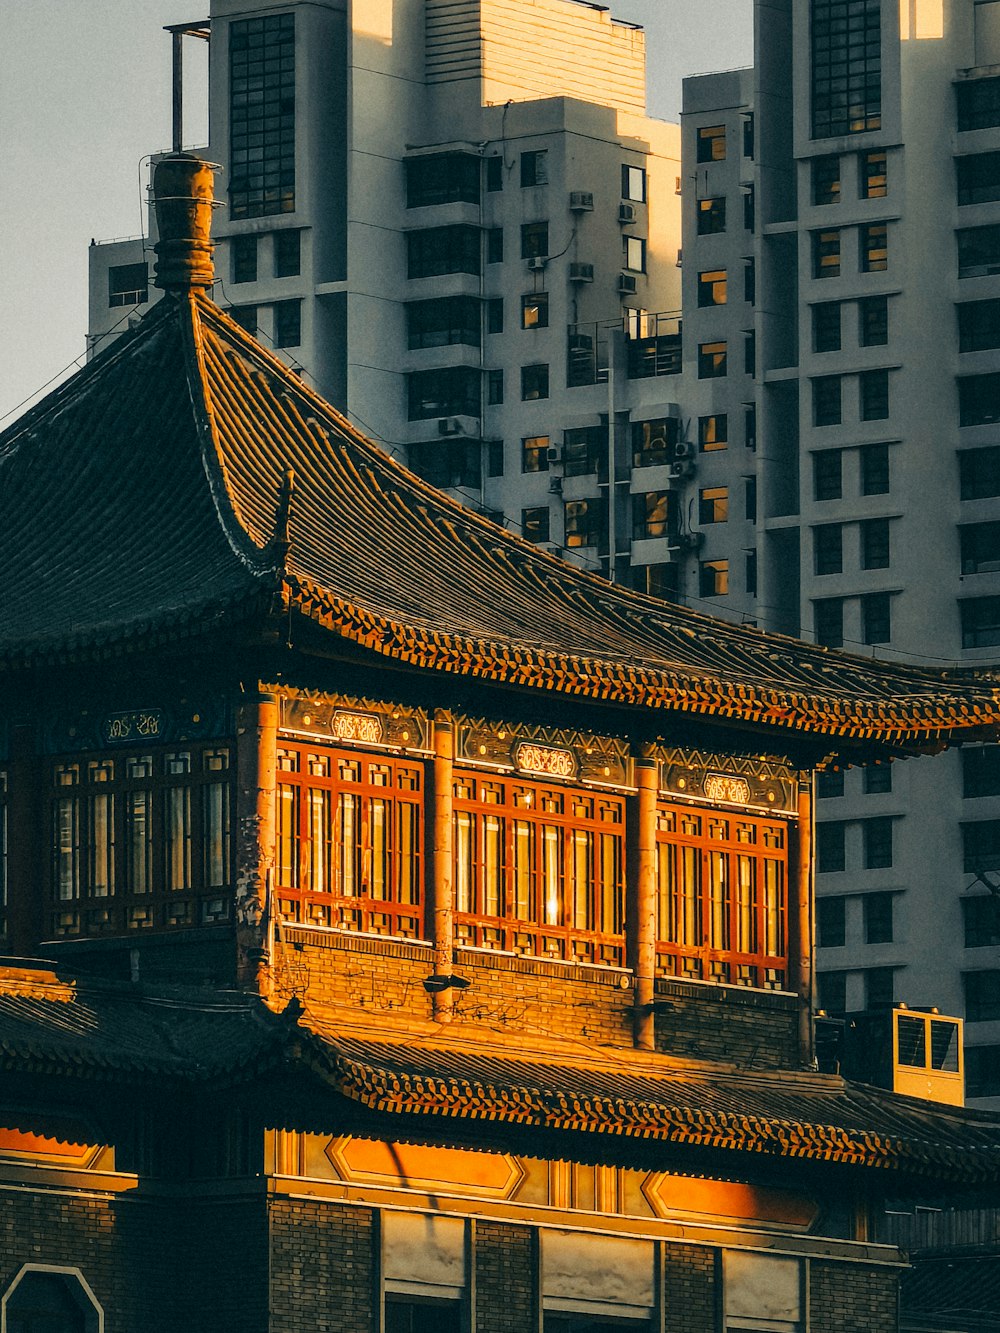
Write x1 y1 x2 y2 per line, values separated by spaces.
3 157 1000 1333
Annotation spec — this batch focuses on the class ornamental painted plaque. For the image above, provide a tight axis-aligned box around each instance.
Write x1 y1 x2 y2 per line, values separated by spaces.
515 742 577 780
703 773 752 805
332 710 383 744
101 710 165 745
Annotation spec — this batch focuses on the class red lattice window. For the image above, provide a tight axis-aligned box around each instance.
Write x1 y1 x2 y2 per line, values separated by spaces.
275 744 424 938
452 770 625 966
655 802 788 989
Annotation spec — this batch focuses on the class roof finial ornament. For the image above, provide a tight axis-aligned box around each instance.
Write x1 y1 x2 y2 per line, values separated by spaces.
271 468 295 570
152 153 220 293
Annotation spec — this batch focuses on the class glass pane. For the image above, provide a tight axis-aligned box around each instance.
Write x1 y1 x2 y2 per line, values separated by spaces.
709 851 729 949
483 814 502 917
897 1014 927 1068
165 785 191 890
127 790 152 895
278 784 300 888
369 797 389 899
736 854 756 954
55 797 80 901
88 792 115 897
454 810 473 912
307 787 331 894
571 828 591 929
338 792 359 895
542 824 561 925
397 801 419 905
513 819 535 920
931 1019 960 1072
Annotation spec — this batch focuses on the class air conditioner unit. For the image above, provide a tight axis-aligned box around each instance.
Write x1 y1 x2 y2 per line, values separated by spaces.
617 273 638 295
528 256 548 271
546 445 564 465
678 531 704 550
674 439 695 460
438 417 462 436
618 203 637 225
548 476 564 494
569 262 595 283
569 190 595 211
669 460 694 480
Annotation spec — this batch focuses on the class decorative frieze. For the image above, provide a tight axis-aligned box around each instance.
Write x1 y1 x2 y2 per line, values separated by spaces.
278 693 431 754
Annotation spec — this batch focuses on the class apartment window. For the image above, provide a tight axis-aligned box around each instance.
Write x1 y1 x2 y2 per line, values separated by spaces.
624 236 647 273
743 185 756 232
622 164 647 201
407 226 480 279
960 372 1000 426
860 369 889 420
862 517 891 569
520 150 548 187
633 491 673 540
699 487 729 524
862 592 891 645
696 125 727 163
859 295 888 346
815 597 845 648
698 269 728 306
864 765 892 794
958 223 1000 277
964 895 1000 948
229 305 258 334
745 550 758 596
633 419 678 467
962 596 1000 648
699 559 729 597
698 341 728 378
521 223 549 260
407 296 481 350
961 447 1000 499
406 153 479 208
521 293 549 329
861 222 888 273
564 426 603 477
811 0 882 139
487 369 503 404
699 415 728 451
861 442 890 494
860 149 887 198
864 817 893 869
229 13 296 219
813 229 841 278
813 376 842 426
487 228 504 263
961 522 1000 574
744 403 757 450
230 235 258 285
522 506 550 543
958 152 1000 206
814 524 843 575
813 302 842 352
407 366 480 420
814 450 843 501
521 435 550 473
564 498 606 549
108 262 148 308
744 331 756 377
817 896 846 947
959 299 1000 353
487 299 503 334
487 440 504 477
745 476 757 522
865 967 895 1010
521 364 549 401
966 1045 1000 1097
273 228 301 278
633 563 678 600
273 299 301 348
386 1298 462 1333
486 155 503 191
697 198 726 235
818 769 845 798
817 821 846 873
965 969 1000 1022
816 971 848 1012
964 819 1000 872
743 113 755 158
964 747 1000 798
958 76 1000 131
812 155 841 205
744 258 756 305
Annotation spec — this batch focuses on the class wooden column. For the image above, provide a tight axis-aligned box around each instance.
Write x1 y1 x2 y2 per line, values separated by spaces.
235 690 278 997
430 710 455 1023
7 723 44 956
791 777 815 1068
628 750 658 1051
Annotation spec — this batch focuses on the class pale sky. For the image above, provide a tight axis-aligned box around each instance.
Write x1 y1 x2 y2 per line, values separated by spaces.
0 1 752 424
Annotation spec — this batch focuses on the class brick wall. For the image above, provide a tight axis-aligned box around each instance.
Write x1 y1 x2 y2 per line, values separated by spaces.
809 1259 899 1332
654 979 799 1070
269 1198 375 1333
663 1243 717 1331
475 1220 535 1333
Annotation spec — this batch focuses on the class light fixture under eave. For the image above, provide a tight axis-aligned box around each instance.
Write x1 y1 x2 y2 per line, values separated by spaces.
423 973 472 994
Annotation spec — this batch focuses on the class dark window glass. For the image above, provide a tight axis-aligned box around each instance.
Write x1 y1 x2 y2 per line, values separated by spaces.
699 415 727 451
963 597 1000 648
745 475 757 522
811 0 882 139
274 228 301 277
958 224 1000 278
859 295 888 346
633 418 679 467
487 298 504 334
816 970 848 1012
817 821 846 872
406 153 480 207
408 440 481 491
864 765 892 794
958 77 1000 131
818 769 845 798
521 364 549 401
273 299 301 348
865 967 894 1010
407 226 481 279
522 506 550 542
564 426 603 476
960 373 1000 426
521 293 549 329
959 300 1000 353
862 592 891 645
698 341 727 379
860 369 889 421
487 228 504 263
698 269 728 306
745 403 757 450
745 549 758 596
486 155 503 191
861 222 888 272
697 125 727 162
521 223 549 259
861 443 890 495
958 152 1000 206
633 491 674 540
861 517 890 569
634 563 679 600
966 1044 1000 1097
564 498 607 549
743 113 755 158
964 747 1000 798
386 1298 462 1333
699 487 728 524
864 893 893 943
961 522 1000 574
545 1316 654 1333
964 896 1000 949
815 598 844 648
229 13 295 220
962 819 1000 872
814 524 843 575
818 896 846 947
521 435 549 473
697 198 726 235
487 369 504 404
743 184 755 232
229 304 258 334
698 559 729 597
812 155 841 205
231 235 258 285
520 150 548 187
814 450 843 501
108 261 148 308
860 149 887 198
813 229 841 278
965 969 1000 1022
407 296 481 350
407 366 480 420
487 439 504 477
813 302 842 352
813 376 842 426
744 257 756 305
744 331 756 376
960 447 1000 499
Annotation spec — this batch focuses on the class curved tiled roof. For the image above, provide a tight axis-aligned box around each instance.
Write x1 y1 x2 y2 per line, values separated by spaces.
2 290 998 750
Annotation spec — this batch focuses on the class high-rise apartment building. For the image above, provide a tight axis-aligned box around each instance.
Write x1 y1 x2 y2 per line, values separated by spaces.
682 0 1000 1106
